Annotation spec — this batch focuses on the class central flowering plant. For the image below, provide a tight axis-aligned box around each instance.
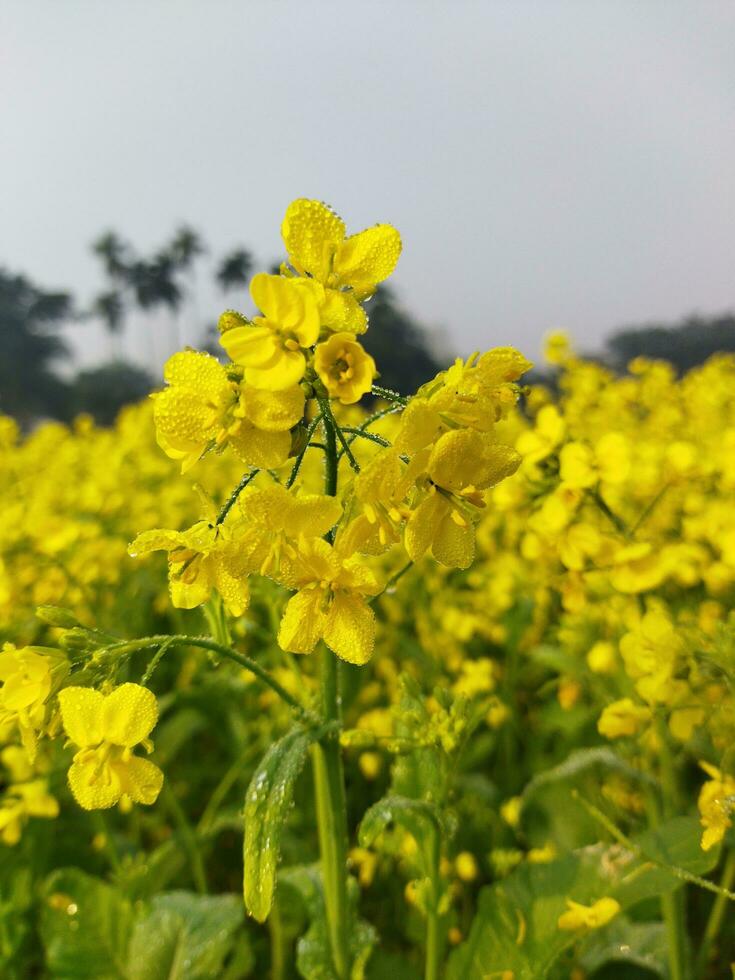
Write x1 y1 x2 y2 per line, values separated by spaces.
8 199 530 980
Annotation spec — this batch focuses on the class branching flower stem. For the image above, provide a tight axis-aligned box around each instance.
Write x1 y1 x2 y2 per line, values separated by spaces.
216 469 260 525
96 634 312 721
310 409 352 980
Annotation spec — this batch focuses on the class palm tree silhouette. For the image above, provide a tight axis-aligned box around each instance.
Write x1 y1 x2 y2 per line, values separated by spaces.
216 248 253 294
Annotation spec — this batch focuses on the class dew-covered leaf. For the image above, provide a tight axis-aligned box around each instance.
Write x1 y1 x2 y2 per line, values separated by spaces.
128 891 245 980
243 726 320 922
41 869 134 980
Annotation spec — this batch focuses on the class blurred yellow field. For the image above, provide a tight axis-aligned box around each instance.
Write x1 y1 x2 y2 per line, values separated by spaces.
2 198 735 979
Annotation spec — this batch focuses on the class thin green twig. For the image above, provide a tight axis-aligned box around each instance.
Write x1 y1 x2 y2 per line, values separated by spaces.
96 634 312 720
318 397 360 472
588 488 629 537
340 427 392 448
630 483 671 536
286 413 323 489
371 384 408 405
216 469 260 524
573 790 735 902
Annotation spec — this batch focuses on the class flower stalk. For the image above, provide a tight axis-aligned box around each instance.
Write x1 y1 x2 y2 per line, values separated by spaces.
311 411 352 978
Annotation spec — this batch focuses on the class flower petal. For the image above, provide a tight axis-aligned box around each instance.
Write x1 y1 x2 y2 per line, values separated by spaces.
102 683 159 747
246 349 306 391
323 593 375 665
242 385 305 432
335 225 402 294
68 756 121 810
230 424 292 469
278 588 326 654
163 350 228 393
281 199 345 282
117 756 164 806
220 325 279 368
58 687 105 747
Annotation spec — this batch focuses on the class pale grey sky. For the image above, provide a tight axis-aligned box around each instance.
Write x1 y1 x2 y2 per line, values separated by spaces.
1 1 734 372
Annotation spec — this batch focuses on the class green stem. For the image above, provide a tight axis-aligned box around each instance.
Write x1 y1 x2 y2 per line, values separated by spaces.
588 487 629 537
162 782 207 894
339 427 392 448
96 634 310 719
696 848 735 977
217 468 260 524
646 720 687 980
269 898 286 980
423 828 442 980
286 412 323 488
370 384 408 405
197 742 260 834
318 396 360 472
310 411 351 979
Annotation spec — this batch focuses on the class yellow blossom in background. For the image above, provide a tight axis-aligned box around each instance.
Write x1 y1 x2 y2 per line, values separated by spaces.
58 684 163 811
698 762 735 851
501 796 522 828
0 746 58 845
455 851 478 882
586 641 617 674
558 897 620 932
0 645 56 758
597 698 651 739
544 330 572 366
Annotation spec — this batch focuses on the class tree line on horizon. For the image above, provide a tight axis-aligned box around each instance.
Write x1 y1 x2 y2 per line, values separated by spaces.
1 225 734 427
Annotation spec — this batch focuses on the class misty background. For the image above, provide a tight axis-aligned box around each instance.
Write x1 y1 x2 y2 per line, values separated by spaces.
1 1 734 423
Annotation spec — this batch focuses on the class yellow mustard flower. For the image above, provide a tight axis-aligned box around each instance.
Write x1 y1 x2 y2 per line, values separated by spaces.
500 796 522 828
58 684 163 811
129 519 250 616
455 851 479 882
281 198 401 333
557 897 620 931
153 350 304 471
516 404 566 465
698 761 735 851
349 846 379 887
452 658 496 698
597 698 651 739
345 449 414 555
0 645 55 759
277 537 380 665
153 350 241 472
559 442 597 490
314 332 376 405
405 429 521 569
586 641 617 674
0 745 58 845
235 484 342 582
544 330 573 365
220 273 320 390
396 349 531 456
619 609 683 704
527 842 557 863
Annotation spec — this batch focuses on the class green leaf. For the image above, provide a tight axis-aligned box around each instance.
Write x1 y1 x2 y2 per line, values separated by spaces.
579 918 668 977
127 892 245 980
446 816 718 980
358 795 442 850
521 748 655 803
281 865 376 980
243 726 320 922
41 869 134 980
